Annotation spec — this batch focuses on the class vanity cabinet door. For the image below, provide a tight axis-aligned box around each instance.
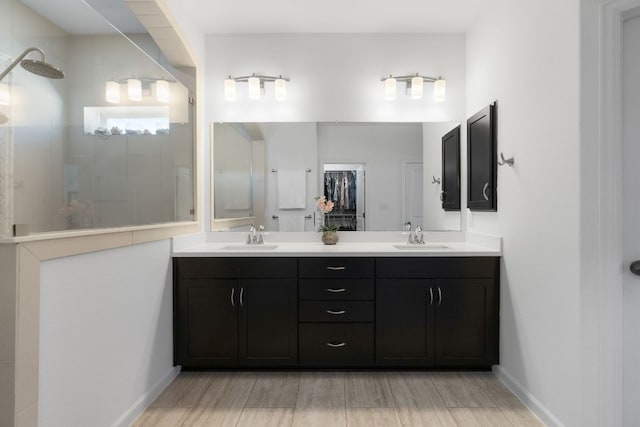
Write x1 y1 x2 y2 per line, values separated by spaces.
175 279 238 367
239 279 298 366
376 279 435 366
467 103 497 211
434 279 499 366
442 125 461 211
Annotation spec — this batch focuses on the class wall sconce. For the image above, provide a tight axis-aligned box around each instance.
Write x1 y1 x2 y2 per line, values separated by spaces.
0 83 10 106
382 74 446 102
224 73 289 102
105 77 173 103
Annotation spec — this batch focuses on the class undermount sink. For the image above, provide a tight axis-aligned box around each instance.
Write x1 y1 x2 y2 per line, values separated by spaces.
221 244 279 250
393 244 449 250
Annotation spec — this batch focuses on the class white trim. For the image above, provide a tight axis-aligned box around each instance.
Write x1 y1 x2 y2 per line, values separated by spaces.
111 366 180 427
493 366 563 427
592 1 640 426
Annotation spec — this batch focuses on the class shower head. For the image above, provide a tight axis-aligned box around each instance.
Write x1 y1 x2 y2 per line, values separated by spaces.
0 47 65 82
20 59 64 79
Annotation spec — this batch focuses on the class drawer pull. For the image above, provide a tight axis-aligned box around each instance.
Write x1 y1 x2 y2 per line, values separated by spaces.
326 266 346 271
326 309 346 315
326 288 347 293
326 342 347 348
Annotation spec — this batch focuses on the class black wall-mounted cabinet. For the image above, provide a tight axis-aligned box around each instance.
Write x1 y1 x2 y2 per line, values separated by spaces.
441 125 461 211
467 103 497 211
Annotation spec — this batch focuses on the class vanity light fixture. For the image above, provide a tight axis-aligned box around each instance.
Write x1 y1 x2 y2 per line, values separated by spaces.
104 77 174 103
224 73 290 101
382 74 446 102
127 78 142 101
155 79 170 103
0 82 10 106
105 80 120 103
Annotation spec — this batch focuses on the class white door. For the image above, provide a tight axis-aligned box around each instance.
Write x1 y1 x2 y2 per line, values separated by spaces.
623 14 640 426
403 162 423 229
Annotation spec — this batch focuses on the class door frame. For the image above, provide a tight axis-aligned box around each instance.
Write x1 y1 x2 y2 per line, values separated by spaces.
589 1 640 425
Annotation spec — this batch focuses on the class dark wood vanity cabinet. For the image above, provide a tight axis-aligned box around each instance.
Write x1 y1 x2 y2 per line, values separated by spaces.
376 257 499 367
174 258 297 368
298 258 375 367
467 103 497 211
174 256 499 369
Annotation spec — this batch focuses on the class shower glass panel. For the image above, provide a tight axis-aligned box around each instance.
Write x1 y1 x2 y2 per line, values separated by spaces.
0 0 195 238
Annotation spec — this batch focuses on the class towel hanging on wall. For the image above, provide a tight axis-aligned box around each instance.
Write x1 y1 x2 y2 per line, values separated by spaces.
278 215 305 231
277 169 306 209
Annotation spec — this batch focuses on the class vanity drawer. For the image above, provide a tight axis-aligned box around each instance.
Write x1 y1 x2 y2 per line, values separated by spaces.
299 278 374 300
299 323 374 366
299 301 374 322
175 257 297 279
376 257 499 279
299 258 374 278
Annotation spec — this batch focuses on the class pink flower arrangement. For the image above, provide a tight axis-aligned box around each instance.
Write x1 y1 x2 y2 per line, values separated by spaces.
316 196 339 232
316 196 334 213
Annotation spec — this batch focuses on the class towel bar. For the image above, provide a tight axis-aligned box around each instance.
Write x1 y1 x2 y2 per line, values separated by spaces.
272 214 312 220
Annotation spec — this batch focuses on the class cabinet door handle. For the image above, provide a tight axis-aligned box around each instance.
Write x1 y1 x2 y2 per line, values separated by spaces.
326 309 346 315
326 266 346 271
482 182 489 201
326 288 347 293
429 287 434 305
326 342 347 348
437 287 442 306
240 287 244 307
231 288 235 307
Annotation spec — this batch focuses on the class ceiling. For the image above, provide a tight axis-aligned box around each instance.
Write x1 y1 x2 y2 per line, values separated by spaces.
176 0 488 34
22 0 489 36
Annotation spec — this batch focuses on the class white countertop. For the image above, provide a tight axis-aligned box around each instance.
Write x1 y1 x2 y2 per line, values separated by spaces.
172 232 501 257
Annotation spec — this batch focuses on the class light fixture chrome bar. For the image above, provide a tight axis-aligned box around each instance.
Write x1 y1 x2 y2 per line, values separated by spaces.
232 73 290 83
380 74 439 83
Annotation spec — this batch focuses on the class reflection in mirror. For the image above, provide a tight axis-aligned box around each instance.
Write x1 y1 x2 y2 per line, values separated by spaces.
213 123 255 220
212 122 461 232
0 0 195 237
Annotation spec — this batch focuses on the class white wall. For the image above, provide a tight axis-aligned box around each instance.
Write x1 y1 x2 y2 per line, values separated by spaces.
205 34 465 123
466 0 581 426
317 122 422 231
39 240 177 427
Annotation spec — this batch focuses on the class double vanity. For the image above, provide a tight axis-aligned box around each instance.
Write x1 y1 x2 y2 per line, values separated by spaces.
172 233 501 370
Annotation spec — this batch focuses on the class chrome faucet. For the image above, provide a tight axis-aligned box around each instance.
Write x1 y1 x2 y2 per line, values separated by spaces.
407 225 425 245
246 224 264 244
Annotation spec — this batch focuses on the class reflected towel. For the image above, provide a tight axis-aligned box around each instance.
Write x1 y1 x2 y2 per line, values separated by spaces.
277 169 306 209
278 215 305 232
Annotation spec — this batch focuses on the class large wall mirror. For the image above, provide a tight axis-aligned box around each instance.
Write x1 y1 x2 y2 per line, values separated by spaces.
212 122 461 232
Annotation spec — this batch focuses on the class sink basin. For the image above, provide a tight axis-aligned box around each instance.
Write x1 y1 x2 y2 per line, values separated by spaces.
221 244 279 250
393 244 449 250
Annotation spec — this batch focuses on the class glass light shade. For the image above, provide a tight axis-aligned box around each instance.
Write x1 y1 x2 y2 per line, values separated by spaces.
155 79 170 103
105 80 120 103
224 78 236 101
433 78 446 102
127 78 142 101
248 76 261 100
0 83 10 106
384 77 396 100
411 75 423 99
274 78 287 101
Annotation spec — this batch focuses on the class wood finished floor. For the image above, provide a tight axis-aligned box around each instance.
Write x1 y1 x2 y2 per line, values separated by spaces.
133 371 544 427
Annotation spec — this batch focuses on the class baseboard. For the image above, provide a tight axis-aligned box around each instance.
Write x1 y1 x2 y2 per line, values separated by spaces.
493 366 565 427
111 366 181 427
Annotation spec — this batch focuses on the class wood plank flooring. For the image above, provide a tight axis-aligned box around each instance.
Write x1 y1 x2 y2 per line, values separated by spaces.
133 371 544 427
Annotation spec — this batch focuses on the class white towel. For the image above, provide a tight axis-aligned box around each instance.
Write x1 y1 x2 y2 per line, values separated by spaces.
278 215 305 232
277 169 306 209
